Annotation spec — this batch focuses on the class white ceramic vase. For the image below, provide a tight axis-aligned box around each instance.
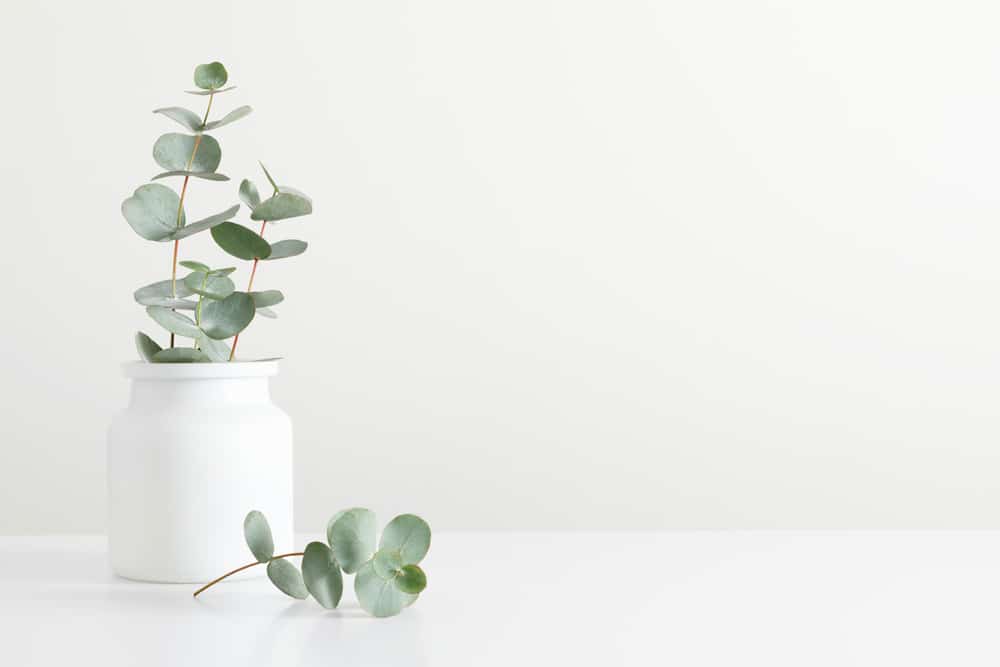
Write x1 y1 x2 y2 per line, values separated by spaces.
108 361 293 583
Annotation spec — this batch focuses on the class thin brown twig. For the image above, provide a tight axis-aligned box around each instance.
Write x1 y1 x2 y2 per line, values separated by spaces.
192 550 304 597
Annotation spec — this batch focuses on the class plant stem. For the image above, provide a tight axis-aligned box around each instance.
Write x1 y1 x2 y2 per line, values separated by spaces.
192 551 304 597
228 219 269 361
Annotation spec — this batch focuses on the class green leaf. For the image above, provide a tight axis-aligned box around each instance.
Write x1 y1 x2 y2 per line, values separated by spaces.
208 267 237 277
327 508 376 574
194 62 228 90
354 561 416 617
262 240 307 261
259 162 279 192
302 541 343 609
267 558 309 599
146 306 200 338
134 279 195 307
153 107 202 132
122 183 184 241
153 133 222 173
179 260 210 272
168 204 240 240
256 307 278 319
196 334 231 362
150 347 210 363
210 221 272 260
239 179 261 210
202 105 252 131
185 86 236 96
243 510 274 563
135 331 162 362
183 272 235 300
394 564 427 595
152 170 229 182
372 548 403 579
250 290 284 308
200 292 255 339
379 514 431 565
251 191 313 223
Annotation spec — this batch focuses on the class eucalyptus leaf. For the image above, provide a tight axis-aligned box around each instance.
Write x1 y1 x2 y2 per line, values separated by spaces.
168 204 240 240
152 170 229 182
301 541 343 609
134 278 194 305
239 179 261 210
251 190 312 222
256 307 278 319
150 347 210 363
354 560 416 618
196 334 231 362
394 564 427 595
267 558 309 599
243 510 274 563
146 306 200 338
203 105 253 131
208 267 237 277
194 62 228 90
122 183 184 241
327 508 376 574
185 86 236 96
135 331 162 362
250 290 284 308
153 133 221 173
262 240 307 261
379 514 431 565
200 292 255 339
153 107 202 132
372 548 403 579
259 162 279 192
183 272 235 299
179 260 210 272
210 222 272 260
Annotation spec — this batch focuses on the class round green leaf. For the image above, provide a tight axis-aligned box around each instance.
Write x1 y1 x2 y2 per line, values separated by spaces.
150 347 210 363
196 334 231 362
243 510 274 563
135 331 162 362
208 267 237 277
146 306 200 338
210 221 272 260
153 106 202 132
327 508 376 574
169 204 240 241
134 278 195 306
179 260 210 272
262 240 307 261
267 558 309 599
185 86 236 96
302 541 343 609
202 105 252 131
379 514 431 565
153 133 221 173
199 292 255 339
194 62 228 90
372 548 403 579
250 290 283 308
152 170 229 182
183 272 235 300
239 179 261 210
122 183 184 241
355 561 416 618
250 190 312 222
394 564 427 595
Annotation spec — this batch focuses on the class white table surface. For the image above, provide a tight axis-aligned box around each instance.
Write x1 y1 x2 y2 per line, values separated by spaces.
4 532 1000 665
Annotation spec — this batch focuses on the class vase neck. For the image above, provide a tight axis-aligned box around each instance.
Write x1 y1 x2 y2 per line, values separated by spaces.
129 376 272 408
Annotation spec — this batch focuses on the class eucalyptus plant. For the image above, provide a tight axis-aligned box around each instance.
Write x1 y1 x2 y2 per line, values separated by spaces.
194 509 431 618
124 62 313 362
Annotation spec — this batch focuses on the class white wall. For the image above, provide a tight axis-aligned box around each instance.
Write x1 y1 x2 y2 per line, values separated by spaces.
3 0 999 533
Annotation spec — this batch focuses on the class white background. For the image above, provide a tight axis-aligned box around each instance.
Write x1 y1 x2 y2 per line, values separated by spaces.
2 0 999 534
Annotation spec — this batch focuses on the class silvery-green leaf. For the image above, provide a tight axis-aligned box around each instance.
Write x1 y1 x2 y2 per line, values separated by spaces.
394 564 426 594
146 306 200 338
185 86 236 96
196 334 231 362
152 170 229 182
372 548 403 579
153 133 221 173
259 162 279 192
243 510 274 563
262 240 307 261
122 183 184 241
203 105 252 131
379 514 431 565
183 272 235 299
134 278 194 304
135 331 162 362
354 561 416 618
200 292 255 339
250 191 312 222
179 260 210 272
150 347 210 363
250 290 284 308
239 179 260 210
210 221 271 260
168 204 240 240
302 541 343 609
327 508 376 574
267 558 308 599
208 267 237 277
194 61 228 90
153 107 202 132
256 307 277 319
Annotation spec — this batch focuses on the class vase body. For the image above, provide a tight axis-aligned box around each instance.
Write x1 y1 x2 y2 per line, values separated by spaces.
108 361 293 583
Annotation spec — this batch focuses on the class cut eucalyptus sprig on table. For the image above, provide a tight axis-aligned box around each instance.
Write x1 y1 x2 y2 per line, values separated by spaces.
123 62 313 363
193 509 430 618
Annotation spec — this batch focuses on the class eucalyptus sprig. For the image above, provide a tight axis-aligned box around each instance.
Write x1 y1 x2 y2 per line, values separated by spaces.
124 62 313 363
194 509 430 618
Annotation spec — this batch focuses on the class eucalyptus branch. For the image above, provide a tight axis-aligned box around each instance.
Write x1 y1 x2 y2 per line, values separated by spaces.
192 551 304 597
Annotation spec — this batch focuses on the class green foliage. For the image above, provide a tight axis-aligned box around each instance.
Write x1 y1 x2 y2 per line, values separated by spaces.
153 133 222 173
327 508 376 574
151 347 210 363
122 183 184 241
267 558 309 599
395 565 427 594
203 106 253 131
199 292 255 339
185 86 236 96
239 179 261 210
354 560 417 618
135 332 162 361
251 189 313 222
152 170 229 182
243 510 274 563
168 205 240 240
302 542 343 609
211 222 272 260
153 106 202 132
147 306 200 338
262 239 307 260
194 62 228 90
183 271 235 299
250 290 284 308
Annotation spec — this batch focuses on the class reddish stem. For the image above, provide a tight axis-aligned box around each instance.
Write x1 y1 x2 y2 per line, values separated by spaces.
228 220 269 361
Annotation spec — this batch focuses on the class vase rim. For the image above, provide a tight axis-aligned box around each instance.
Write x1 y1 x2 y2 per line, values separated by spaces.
122 359 280 379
